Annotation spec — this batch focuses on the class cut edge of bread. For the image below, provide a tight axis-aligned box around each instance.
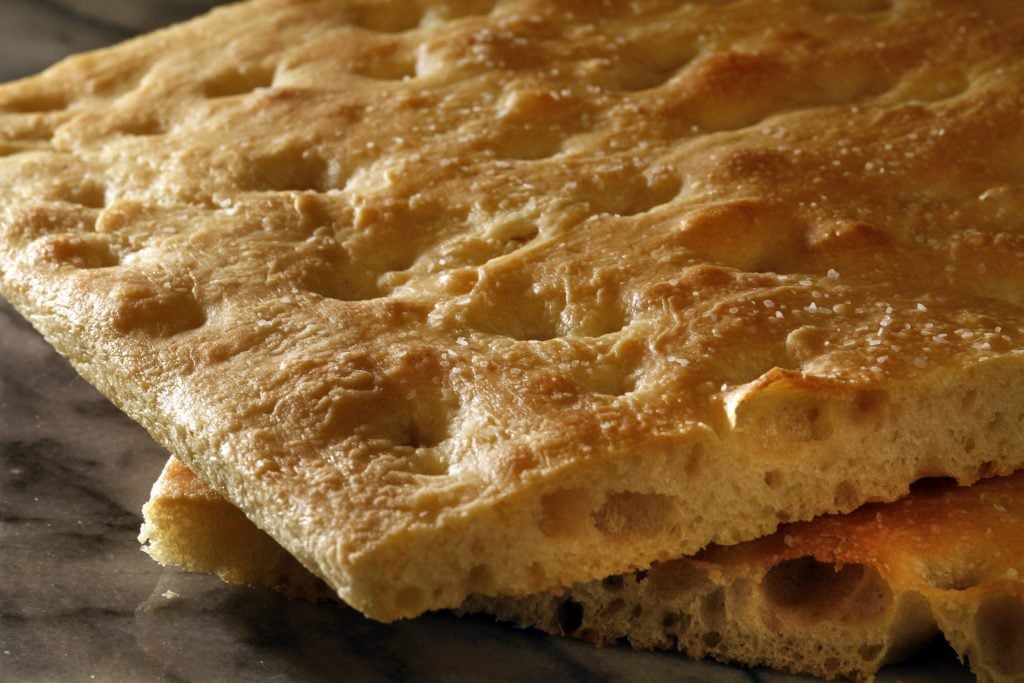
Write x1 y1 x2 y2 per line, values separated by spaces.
142 457 1024 682
4 0 1024 623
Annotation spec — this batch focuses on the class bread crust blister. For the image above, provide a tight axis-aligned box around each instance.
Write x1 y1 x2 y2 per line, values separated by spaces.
3 0 1024 620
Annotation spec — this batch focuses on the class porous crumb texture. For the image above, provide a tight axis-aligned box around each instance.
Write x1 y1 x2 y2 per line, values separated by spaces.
147 457 1024 682
3 0 1024 619
467 473 1024 683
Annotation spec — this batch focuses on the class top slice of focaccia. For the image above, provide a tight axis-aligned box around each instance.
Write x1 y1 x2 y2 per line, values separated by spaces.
2 0 1024 620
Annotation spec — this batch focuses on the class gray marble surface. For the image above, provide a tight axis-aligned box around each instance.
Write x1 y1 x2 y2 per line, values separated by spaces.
0 3 973 681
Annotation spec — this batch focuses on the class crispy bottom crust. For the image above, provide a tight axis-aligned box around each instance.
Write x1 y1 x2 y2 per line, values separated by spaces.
143 457 1024 682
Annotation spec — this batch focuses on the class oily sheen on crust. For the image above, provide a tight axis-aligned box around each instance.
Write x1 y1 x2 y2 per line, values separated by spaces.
3 0 1024 620
143 457 1024 681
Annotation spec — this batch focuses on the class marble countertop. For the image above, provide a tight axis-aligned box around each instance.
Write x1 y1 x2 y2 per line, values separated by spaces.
0 3 974 681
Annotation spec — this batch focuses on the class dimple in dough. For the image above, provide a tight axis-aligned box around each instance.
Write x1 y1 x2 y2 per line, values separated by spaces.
3 0 1024 620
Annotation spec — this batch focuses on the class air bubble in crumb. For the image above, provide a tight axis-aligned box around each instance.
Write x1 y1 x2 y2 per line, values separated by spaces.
162 590 181 600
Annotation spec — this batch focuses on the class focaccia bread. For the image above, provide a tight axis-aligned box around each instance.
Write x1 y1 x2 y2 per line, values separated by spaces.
3 0 1024 619
143 456 1024 682
143 457 336 602
474 475 1024 683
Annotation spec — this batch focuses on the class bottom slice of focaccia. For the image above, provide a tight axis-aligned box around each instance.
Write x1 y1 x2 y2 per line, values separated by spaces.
141 457 1024 683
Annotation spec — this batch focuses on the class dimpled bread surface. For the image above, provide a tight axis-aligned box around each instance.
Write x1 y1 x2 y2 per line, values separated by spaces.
145 457 1024 681
3 0 1024 620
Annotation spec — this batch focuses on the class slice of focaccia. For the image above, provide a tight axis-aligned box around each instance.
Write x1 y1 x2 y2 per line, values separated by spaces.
143 457 1024 682
4 0 1024 620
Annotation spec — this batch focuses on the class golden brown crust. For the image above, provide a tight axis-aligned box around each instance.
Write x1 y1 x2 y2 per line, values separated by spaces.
144 457 1024 681
5 0 1024 619
474 472 1024 682
141 458 335 601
